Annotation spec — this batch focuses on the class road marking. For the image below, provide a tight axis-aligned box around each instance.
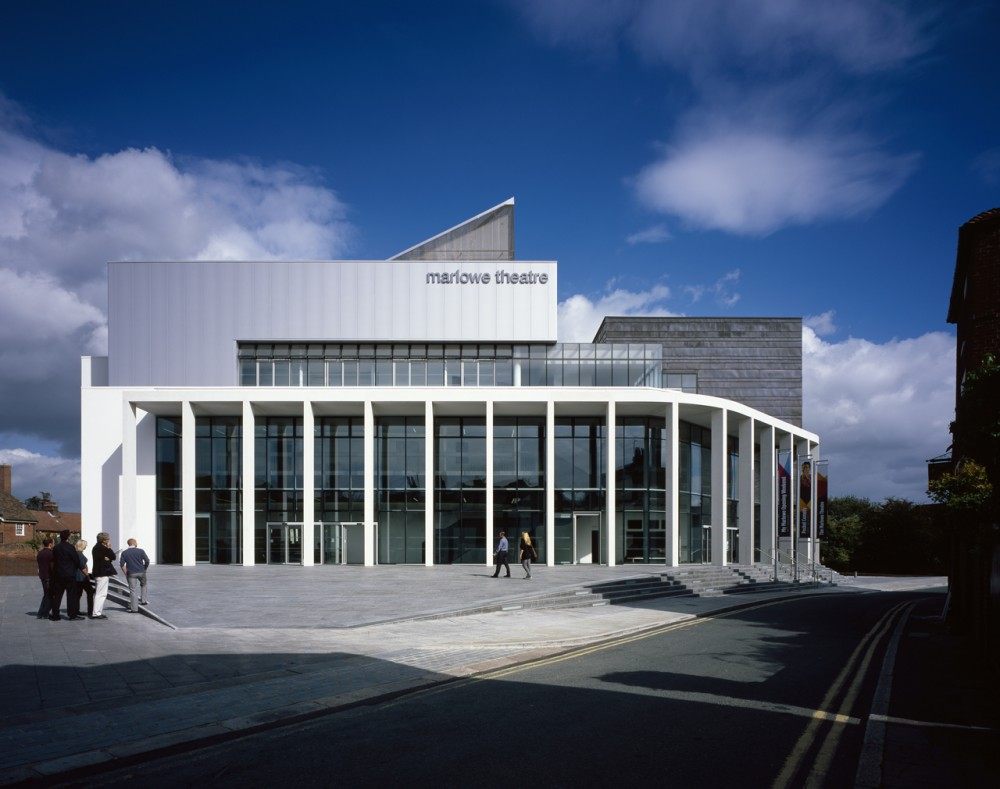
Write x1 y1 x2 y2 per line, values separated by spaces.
806 602 915 786
597 683 862 725
868 714 995 732
852 601 918 788
771 600 909 789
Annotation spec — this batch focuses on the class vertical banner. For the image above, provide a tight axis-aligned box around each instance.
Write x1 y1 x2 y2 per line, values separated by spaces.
816 461 829 539
777 450 791 538
798 459 812 538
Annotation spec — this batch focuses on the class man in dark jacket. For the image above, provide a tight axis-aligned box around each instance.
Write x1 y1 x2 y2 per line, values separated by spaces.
49 530 83 620
35 538 54 619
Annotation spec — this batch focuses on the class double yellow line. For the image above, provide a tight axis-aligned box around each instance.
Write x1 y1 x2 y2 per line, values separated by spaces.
772 600 914 788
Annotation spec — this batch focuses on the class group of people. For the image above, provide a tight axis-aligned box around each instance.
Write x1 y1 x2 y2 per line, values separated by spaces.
36 530 151 620
492 530 538 579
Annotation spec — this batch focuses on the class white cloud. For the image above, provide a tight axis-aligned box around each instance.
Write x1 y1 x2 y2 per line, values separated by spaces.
805 310 838 337
626 223 672 245
0 448 81 511
558 285 676 341
0 96 355 504
517 0 933 75
634 124 918 235
803 326 954 502
517 1 929 236
682 269 742 306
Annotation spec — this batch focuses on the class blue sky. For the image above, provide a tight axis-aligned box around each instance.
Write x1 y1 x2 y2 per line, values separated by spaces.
1 1 998 509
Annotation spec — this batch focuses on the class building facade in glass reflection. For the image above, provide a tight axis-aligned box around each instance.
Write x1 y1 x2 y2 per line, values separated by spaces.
82 199 820 568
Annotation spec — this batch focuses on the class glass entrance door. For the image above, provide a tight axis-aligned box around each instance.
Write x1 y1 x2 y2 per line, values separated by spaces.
700 525 712 564
726 527 739 564
573 512 603 564
266 522 302 564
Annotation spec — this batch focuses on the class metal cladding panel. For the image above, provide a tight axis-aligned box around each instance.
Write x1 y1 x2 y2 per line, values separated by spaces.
108 260 557 386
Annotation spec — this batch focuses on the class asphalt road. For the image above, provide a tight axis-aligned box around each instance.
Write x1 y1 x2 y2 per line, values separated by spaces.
76 591 950 788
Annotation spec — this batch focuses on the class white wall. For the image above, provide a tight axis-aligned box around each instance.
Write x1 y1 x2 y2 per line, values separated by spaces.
108 259 558 387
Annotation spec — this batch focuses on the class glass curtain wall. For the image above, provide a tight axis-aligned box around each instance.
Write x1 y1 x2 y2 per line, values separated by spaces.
195 417 241 564
753 445 761 563
553 418 606 564
254 418 303 563
493 417 545 562
314 417 364 564
155 416 182 564
435 417 486 564
679 421 712 563
376 417 426 564
727 435 740 563
615 418 668 563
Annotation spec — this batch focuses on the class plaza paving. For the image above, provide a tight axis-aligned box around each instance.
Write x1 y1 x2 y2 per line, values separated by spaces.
0 569 946 783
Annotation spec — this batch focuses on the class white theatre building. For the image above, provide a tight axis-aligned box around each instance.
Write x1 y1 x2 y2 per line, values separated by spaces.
81 199 820 568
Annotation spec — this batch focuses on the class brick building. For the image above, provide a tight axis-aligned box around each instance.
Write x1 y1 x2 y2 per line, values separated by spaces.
0 464 38 545
948 207 1000 408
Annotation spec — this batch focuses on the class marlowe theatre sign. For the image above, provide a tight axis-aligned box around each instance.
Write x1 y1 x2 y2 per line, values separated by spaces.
426 269 549 286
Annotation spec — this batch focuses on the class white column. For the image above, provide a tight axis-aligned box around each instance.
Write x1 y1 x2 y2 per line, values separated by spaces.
545 400 555 567
606 400 616 566
363 400 375 567
241 401 255 565
181 401 196 566
711 408 728 566
737 416 755 565
759 424 776 571
424 401 434 566
302 401 315 566
120 399 137 549
665 402 679 567
485 400 494 567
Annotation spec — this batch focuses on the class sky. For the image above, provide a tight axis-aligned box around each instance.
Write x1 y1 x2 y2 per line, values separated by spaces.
1 0 998 511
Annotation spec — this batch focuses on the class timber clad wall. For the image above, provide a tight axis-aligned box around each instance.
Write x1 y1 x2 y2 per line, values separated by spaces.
594 317 803 426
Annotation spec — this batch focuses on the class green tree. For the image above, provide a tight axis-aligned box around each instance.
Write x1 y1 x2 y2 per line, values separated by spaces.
822 496 873 571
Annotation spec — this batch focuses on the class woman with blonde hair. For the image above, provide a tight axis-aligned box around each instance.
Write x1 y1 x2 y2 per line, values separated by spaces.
73 539 95 619
519 531 538 579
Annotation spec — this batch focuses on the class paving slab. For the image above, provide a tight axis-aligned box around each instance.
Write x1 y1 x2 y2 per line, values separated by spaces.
0 570 863 784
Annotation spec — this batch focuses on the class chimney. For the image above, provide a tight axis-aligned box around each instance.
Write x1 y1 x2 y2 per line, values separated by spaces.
0 464 10 496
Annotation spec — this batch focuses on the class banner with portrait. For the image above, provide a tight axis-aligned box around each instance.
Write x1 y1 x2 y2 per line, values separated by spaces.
777 450 792 538
816 461 829 539
798 459 812 539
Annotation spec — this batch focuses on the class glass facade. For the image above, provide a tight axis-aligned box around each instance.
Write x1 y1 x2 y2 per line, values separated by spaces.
195 417 242 564
679 421 712 564
493 417 545 563
615 418 668 564
148 408 768 567
255 417 303 564
553 417 606 564
155 416 182 564
314 417 365 563
435 417 486 564
238 342 662 389
376 417 426 564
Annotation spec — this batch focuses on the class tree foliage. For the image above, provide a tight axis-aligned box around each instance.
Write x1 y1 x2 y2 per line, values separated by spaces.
927 460 992 513
822 495 946 574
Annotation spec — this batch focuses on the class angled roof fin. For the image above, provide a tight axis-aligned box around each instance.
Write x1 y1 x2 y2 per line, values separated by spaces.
390 198 515 261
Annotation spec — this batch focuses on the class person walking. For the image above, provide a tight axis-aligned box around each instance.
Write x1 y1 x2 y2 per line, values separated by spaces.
491 530 510 578
519 531 538 579
73 539 94 618
35 537 54 619
49 529 82 621
119 538 150 612
90 532 116 619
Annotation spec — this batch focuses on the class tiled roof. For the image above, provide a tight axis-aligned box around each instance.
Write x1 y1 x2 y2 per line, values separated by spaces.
29 510 81 533
0 491 38 524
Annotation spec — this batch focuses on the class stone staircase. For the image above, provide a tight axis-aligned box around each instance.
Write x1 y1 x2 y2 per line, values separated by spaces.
506 563 827 613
